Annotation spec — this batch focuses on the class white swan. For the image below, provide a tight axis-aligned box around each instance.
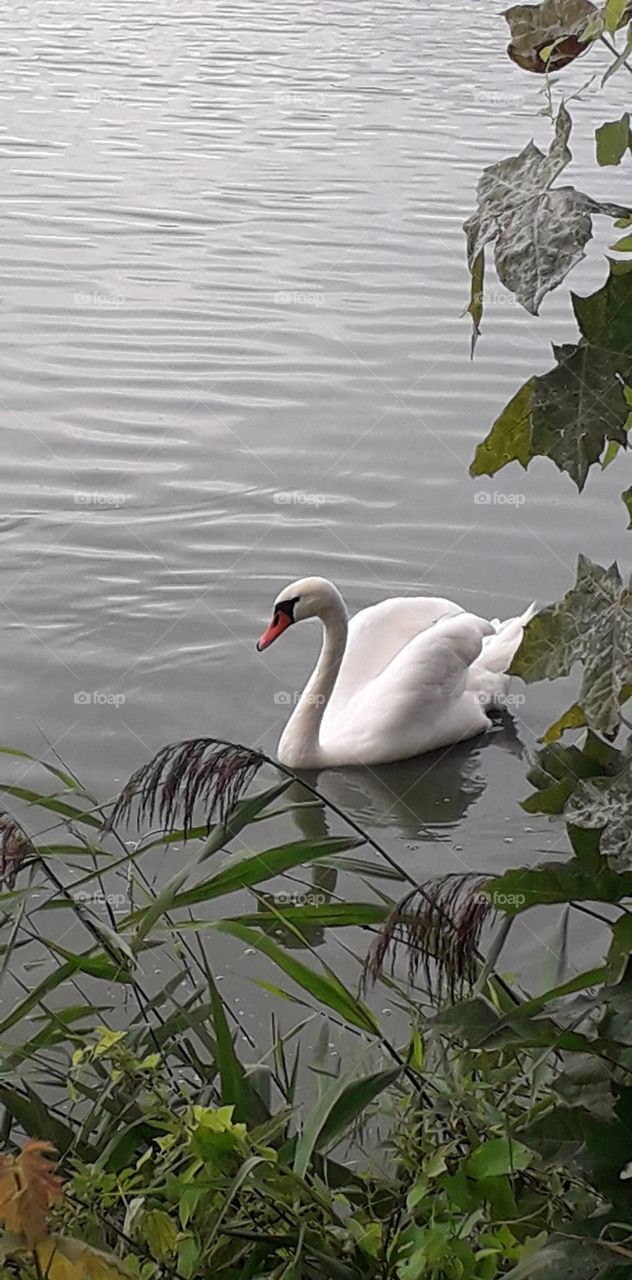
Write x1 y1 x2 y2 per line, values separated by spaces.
256 577 535 769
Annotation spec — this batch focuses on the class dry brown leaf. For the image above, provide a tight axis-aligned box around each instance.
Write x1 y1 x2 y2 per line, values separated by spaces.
0 813 34 890
505 0 597 72
36 1235 128 1280
0 1140 63 1246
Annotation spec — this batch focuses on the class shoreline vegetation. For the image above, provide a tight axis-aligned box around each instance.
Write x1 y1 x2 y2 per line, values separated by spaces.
1 1 632 1277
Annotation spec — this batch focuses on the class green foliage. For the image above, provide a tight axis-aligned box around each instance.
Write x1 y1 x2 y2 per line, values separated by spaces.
596 112 631 165
470 261 632 490
54 1026 590 1280
463 105 624 321
4 9 632 1280
510 555 632 737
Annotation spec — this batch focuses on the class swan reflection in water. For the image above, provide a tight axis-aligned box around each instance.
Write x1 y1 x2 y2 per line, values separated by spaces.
257 713 524 950
289 711 523 841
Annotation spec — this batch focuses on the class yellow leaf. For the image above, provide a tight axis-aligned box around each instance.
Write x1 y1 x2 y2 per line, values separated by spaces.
0 1140 63 1246
142 1210 178 1262
37 1235 129 1280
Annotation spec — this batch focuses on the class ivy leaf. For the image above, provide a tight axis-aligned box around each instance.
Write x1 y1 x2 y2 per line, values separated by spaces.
565 769 632 866
505 0 597 74
471 260 632 489
510 555 632 736
596 112 631 166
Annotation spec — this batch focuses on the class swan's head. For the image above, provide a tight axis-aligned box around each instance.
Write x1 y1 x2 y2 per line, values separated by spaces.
256 576 344 651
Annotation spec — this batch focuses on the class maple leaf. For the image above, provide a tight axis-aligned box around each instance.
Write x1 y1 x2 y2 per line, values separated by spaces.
0 1140 63 1246
510 555 632 736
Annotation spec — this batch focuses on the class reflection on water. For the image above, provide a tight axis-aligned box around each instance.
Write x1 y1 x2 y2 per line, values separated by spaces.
0 0 629 1009
290 712 525 843
263 713 527 950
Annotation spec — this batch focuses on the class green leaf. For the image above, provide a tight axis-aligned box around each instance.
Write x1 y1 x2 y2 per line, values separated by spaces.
484 858 632 913
511 555 632 736
126 836 361 924
566 770 632 866
604 0 629 32
317 854 404 881
98 1120 156 1173
470 381 535 478
471 261 632 490
294 1064 400 1177
467 250 485 355
212 920 379 1034
0 748 81 791
198 780 293 860
0 1083 78 1155
466 1137 532 1179
605 912 632 982
0 952 130 1035
207 972 248 1121
596 112 631 164
0 786 101 827
143 1210 178 1262
464 105 630 318
315 1067 401 1156
181 903 389 931
542 702 586 742
206 1155 268 1248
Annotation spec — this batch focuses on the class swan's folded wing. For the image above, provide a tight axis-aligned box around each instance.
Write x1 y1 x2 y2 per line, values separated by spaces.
321 612 495 763
378 611 495 704
330 595 464 709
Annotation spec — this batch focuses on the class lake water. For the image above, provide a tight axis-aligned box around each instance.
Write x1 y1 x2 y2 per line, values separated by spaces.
1 0 630 1010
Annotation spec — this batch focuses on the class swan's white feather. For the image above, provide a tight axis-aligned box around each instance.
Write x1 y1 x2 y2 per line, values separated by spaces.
321 610 495 765
330 595 463 707
268 579 535 768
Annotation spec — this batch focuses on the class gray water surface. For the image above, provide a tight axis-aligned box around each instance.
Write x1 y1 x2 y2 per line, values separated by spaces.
1 0 630 1004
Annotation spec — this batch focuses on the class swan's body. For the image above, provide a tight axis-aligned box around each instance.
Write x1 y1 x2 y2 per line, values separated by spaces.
257 577 535 769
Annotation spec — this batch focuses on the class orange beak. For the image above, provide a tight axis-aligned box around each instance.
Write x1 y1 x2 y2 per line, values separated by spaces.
256 610 292 652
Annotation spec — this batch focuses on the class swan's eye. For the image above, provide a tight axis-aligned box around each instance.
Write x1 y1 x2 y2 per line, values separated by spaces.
276 595 300 622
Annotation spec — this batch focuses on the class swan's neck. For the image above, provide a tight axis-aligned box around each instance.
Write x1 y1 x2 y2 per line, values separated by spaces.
278 603 348 768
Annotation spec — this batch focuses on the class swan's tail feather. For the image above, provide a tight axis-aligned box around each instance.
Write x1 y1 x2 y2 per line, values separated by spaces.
468 602 537 706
